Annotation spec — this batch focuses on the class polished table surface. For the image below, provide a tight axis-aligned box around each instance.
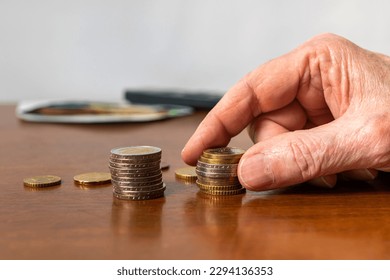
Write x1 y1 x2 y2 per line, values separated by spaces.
1 105 389 260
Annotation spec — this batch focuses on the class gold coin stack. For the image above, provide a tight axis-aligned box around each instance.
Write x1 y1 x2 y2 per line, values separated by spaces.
109 146 165 200
196 147 246 195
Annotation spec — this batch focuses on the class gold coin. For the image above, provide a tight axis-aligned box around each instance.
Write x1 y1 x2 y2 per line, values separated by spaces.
175 166 197 181
23 175 62 188
196 161 239 170
196 180 242 191
196 175 240 185
115 184 166 195
197 191 242 202
202 147 245 159
198 155 241 164
200 187 246 196
73 172 111 185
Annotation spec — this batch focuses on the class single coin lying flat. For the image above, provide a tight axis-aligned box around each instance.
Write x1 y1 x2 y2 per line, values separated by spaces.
23 175 62 188
73 172 111 185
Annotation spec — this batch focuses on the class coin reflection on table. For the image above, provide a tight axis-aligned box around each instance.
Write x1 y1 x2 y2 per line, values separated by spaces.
111 197 166 239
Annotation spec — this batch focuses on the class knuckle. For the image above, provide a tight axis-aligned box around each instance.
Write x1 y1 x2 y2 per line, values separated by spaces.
288 136 322 181
360 114 390 168
306 32 348 48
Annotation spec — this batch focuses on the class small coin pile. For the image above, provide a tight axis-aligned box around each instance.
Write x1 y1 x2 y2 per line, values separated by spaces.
109 146 165 200
196 147 246 195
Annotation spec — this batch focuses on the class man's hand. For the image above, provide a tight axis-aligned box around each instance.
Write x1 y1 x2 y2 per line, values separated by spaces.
181 33 390 191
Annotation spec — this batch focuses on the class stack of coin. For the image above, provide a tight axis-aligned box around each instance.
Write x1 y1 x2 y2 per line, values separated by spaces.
196 147 246 195
109 146 165 200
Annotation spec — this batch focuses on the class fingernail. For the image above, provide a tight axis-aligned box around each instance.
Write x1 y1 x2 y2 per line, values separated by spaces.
342 169 378 181
309 176 336 188
363 169 377 180
238 155 275 190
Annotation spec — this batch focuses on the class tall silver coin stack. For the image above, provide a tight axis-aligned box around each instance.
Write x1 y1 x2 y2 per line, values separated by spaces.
195 147 246 195
109 146 165 200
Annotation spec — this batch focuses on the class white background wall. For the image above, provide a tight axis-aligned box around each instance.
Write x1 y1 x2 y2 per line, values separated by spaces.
1 0 390 103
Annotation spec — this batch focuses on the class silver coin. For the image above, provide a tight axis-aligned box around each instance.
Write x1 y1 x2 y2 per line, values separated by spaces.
195 169 238 178
108 168 161 175
109 156 161 164
108 161 160 169
109 159 161 167
110 146 161 158
108 164 160 171
110 173 163 183
196 175 240 186
196 161 239 170
109 168 161 177
110 171 162 180
110 177 163 185
195 166 238 175
113 182 165 192
113 185 165 194
111 177 163 187
109 157 160 164
113 190 164 200
115 184 166 195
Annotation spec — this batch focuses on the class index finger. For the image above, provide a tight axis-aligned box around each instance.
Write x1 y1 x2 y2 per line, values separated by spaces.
181 53 302 165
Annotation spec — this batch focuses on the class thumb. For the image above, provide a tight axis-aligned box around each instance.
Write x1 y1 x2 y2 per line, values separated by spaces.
238 117 371 191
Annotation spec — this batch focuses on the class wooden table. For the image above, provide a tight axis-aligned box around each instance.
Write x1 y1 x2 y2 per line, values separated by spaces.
1 105 389 260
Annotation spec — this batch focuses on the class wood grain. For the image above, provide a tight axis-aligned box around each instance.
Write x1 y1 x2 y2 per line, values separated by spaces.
0 105 389 259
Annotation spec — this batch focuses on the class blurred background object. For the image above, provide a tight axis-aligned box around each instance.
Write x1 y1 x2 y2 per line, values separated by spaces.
1 0 390 103
16 100 193 123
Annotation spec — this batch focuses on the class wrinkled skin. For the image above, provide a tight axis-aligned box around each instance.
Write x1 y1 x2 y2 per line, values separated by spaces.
182 33 390 191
